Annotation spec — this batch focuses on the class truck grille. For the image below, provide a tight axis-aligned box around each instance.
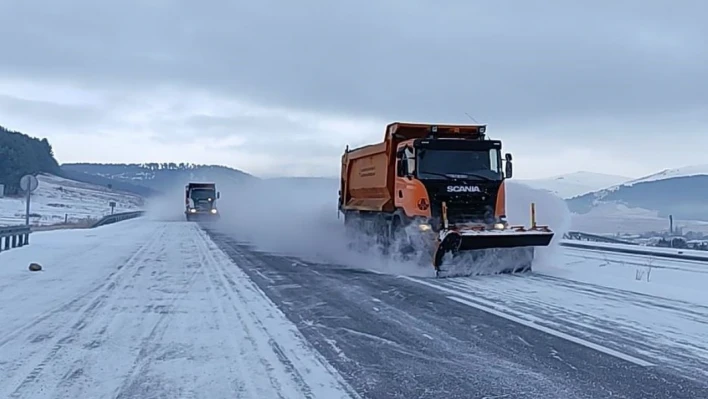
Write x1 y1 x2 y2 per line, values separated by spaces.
194 201 212 211
422 181 501 225
434 194 496 224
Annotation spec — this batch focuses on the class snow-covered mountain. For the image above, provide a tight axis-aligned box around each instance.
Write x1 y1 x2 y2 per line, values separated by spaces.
567 164 708 222
519 171 631 199
622 164 708 186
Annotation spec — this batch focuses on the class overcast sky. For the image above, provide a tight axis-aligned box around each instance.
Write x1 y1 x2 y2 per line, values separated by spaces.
1 1 706 179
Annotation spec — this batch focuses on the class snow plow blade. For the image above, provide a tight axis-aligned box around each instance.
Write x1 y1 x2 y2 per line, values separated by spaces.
432 228 554 276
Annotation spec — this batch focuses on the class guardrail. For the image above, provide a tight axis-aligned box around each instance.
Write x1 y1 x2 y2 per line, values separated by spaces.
563 231 637 245
0 211 144 255
0 225 31 253
559 240 708 263
91 211 145 228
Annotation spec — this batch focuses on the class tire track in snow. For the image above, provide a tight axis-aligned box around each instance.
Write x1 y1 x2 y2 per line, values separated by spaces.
0 238 148 350
205 230 708 398
111 227 206 399
194 225 358 399
0 225 169 399
421 273 708 382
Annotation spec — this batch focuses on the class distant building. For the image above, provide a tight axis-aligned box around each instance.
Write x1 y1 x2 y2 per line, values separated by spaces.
686 240 708 251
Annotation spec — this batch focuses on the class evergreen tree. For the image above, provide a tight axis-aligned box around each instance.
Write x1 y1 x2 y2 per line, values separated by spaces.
0 125 60 195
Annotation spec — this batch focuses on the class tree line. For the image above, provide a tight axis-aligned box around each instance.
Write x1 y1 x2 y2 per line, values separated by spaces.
0 125 60 196
65 162 234 171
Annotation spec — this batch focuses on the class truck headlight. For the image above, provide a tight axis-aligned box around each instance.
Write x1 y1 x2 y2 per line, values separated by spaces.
418 224 431 231
493 223 505 230
189 209 197 213
211 209 218 214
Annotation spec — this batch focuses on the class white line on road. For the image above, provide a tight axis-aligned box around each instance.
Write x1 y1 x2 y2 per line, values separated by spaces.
399 276 655 367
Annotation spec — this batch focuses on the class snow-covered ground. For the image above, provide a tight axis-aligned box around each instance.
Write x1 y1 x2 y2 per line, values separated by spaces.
408 244 708 382
519 171 631 199
2 216 707 395
0 173 144 227
0 219 357 399
569 203 708 234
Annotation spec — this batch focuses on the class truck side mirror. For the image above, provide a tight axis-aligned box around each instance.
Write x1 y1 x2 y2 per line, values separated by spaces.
505 160 513 179
505 153 512 161
217 192 220 199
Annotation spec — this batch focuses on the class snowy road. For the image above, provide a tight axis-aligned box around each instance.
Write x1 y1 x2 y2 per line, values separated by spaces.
413 273 708 382
206 229 708 399
2 219 707 398
0 220 356 399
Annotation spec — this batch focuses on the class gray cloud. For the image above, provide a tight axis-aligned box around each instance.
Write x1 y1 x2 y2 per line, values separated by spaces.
0 94 105 130
1 0 706 132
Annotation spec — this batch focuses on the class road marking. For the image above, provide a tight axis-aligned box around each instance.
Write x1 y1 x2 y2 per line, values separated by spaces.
400 276 655 367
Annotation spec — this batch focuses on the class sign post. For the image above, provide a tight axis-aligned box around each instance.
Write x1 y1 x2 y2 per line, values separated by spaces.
109 201 116 215
20 174 39 226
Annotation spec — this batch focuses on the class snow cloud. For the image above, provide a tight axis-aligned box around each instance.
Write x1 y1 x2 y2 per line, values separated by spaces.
0 0 706 178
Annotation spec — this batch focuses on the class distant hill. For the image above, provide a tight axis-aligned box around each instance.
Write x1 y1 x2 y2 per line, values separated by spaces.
59 168 160 197
61 162 256 195
519 171 631 199
567 165 708 221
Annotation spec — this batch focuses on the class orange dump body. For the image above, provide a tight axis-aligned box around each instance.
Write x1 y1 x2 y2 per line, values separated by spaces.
339 122 486 213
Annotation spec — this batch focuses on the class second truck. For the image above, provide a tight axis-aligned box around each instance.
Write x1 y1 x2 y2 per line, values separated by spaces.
338 122 554 277
185 182 220 221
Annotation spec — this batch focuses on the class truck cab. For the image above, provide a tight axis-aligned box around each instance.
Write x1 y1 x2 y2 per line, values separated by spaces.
393 125 513 232
185 182 220 221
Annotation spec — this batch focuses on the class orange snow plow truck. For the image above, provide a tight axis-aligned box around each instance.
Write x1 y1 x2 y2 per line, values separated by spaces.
338 122 554 277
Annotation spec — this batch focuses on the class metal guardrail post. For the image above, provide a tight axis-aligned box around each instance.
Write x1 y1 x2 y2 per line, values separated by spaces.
0 225 32 254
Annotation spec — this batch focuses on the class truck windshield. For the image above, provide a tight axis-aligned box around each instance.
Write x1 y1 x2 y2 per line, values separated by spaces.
190 188 216 201
417 149 502 180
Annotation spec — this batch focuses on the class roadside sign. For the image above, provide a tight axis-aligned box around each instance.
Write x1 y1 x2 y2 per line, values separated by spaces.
20 174 39 192
20 174 39 226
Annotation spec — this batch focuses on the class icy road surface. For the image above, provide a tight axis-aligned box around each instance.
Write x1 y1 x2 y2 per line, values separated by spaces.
2 218 707 398
0 220 357 399
205 227 708 399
